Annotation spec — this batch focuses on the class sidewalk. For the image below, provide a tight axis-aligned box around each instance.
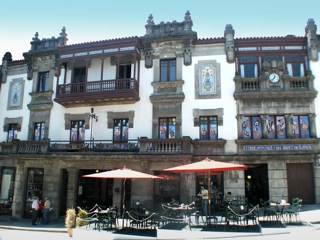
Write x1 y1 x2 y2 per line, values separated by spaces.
0 204 319 235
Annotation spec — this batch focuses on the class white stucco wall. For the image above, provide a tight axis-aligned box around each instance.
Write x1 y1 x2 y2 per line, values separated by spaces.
310 52 320 137
49 60 153 141
182 48 237 141
0 72 31 142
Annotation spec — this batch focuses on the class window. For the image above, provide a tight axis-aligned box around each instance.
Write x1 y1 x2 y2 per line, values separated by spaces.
118 64 132 79
239 56 258 78
159 117 176 139
7 124 18 142
70 120 85 142
0 168 15 211
72 67 86 83
33 122 45 141
285 56 305 77
199 116 218 140
25 168 43 215
240 116 262 139
241 115 286 139
160 59 176 82
291 115 310 138
37 71 49 92
113 119 129 143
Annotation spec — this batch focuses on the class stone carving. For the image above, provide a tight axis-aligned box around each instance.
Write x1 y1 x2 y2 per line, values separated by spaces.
144 11 197 39
224 24 235 63
107 111 135 128
195 60 221 99
184 10 193 31
0 52 12 83
193 108 224 126
3 117 23 131
305 19 318 61
7 78 24 110
183 47 192 66
144 49 153 68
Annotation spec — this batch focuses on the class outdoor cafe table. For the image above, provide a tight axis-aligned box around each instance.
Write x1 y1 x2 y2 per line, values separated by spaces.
161 204 196 225
269 202 291 221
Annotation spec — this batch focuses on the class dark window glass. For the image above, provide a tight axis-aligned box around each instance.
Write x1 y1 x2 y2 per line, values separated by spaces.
0 168 15 211
118 64 131 79
240 64 257 78
33 122 45 141
200 116 218 140
25 168 43 215
241 116 252 139
160 59 176 82
37 71 49 92
276 116 286 139
262 56 282 62
159 117 176 139
70 120 85 142
7 124 18 142
239 56 258 63
299 116 310 138
113 119 129 143
291 116 300 138
252 116 262 139
73 67 86 83
266 116 276 139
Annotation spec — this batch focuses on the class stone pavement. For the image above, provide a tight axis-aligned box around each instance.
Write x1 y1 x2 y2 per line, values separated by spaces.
0 204 319 239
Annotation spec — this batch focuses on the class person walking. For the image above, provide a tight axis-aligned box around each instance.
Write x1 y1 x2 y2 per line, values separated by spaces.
37 197 44 224
43 197 51 224
31 196 39 226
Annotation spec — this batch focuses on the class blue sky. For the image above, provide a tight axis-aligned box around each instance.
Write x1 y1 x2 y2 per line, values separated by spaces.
1 0 319 59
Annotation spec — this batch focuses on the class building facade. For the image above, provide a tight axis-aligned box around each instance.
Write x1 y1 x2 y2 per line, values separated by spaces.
0 12 320 219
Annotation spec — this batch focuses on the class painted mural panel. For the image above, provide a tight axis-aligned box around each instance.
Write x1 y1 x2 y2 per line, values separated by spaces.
241 116 251 139
276 116 286 139
252 116 262 139
7 78 25 110
300 116 310 138
266 116 275 139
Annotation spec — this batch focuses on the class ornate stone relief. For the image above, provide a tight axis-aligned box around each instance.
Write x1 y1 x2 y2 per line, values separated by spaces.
107 111 135 128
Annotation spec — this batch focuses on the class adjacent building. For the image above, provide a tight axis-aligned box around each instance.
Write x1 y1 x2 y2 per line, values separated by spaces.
0 12 320 219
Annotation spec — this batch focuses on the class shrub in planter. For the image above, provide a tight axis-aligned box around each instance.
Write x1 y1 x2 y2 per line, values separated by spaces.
65 209 76 238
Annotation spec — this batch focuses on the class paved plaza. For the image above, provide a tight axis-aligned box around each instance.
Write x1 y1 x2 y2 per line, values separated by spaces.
0 205 319 240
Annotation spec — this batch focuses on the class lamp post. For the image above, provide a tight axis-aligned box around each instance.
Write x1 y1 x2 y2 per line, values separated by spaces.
89 107 98 148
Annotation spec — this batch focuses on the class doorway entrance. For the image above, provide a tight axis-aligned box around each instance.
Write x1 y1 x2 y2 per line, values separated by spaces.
287 163 314 204
245 164 269 205
77 169 113 210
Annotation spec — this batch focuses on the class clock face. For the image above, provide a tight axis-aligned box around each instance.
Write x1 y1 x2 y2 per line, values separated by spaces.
269 73 280 83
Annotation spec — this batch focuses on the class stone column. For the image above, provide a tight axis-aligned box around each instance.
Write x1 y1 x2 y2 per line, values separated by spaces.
176 57 183 80
66 168 78 210
309 113 317 138
43 167 61 219
131 179 154 209
12 163 27 219
180 173 196 203
314 157 320 204
223 171 245 196
285 114 293 138
153 59 160 82
268 161 288 202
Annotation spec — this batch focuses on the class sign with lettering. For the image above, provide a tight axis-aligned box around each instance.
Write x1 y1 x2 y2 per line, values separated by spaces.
243 144 313 152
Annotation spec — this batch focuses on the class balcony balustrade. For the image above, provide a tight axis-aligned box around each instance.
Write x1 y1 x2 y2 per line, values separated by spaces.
55 78 139 107
0 137 225 155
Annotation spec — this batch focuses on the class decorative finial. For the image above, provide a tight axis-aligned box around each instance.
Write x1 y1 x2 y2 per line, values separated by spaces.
60 26 67 38
184 10 191 22
305 18 317 33
147 14 154 25
33 32 39 41
224 24 235 36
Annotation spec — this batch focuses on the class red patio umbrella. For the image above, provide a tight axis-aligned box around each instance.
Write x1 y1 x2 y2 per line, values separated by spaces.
164 157 247 218
83 167 162 227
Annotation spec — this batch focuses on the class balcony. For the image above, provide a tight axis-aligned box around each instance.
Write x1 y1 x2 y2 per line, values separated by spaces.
0 140 49 154
0 138 229 155
54 78 139 107
234 74 317 100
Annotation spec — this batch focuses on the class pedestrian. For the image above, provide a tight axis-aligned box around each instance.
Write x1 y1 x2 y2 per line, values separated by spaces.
31 196 39 226
198 186 209 216
43 197 51 224
37 197 44 224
